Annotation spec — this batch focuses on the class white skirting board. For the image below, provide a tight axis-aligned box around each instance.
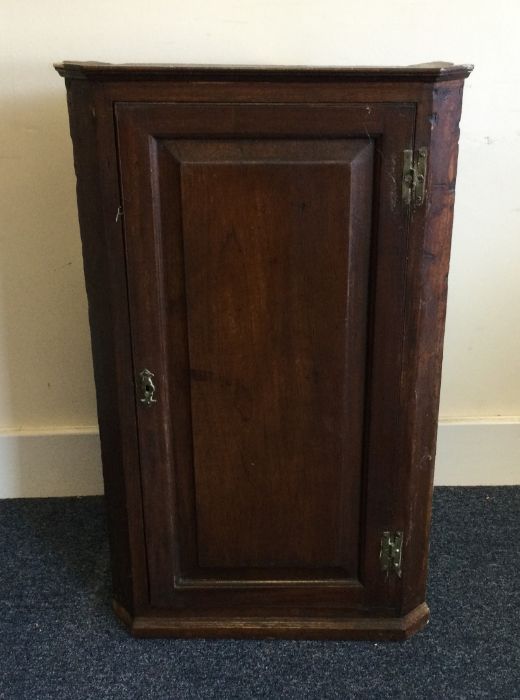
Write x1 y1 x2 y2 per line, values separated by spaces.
434 418 520 486
0 419 518 498
0 427 103 498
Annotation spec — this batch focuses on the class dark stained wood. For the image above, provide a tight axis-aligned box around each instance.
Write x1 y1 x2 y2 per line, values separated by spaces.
181 141 370 574
115 101 414 614
398 79 468 614
57 62 472 639
64 80 149 614
113 599 430 641
55 61 473 83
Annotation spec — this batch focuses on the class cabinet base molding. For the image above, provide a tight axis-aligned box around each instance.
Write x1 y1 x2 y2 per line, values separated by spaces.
113 600 429 641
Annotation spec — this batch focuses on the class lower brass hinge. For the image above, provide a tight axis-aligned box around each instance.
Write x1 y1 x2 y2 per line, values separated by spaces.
402 148 428 208
380 530 403 578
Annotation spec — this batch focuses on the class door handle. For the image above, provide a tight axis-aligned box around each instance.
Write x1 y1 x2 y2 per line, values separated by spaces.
138 368 157 407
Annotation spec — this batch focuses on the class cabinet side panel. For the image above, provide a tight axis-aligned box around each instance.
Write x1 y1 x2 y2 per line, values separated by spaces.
65 80 146 612
400 81 466 612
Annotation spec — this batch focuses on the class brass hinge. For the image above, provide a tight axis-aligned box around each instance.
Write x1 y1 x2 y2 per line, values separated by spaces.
402 148 428 208
380 530 403 578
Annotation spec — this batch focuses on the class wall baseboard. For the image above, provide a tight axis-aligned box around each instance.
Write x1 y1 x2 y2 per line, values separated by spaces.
434 417 520 486
0 427 103 498
0 419 518 498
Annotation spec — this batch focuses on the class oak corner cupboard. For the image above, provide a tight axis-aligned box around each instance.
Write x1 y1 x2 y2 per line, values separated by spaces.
56 60 472 640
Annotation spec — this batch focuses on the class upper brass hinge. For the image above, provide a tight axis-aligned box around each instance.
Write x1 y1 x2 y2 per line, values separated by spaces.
402 148 428 208
380 530 403 579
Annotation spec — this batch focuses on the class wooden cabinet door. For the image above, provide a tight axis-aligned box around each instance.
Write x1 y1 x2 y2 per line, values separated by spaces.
116 102 415 614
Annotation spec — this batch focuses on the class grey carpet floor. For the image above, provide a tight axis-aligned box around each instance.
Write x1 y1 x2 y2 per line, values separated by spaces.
0 487 519 699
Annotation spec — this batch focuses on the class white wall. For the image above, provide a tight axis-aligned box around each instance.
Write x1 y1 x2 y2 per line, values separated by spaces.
0 0 519 495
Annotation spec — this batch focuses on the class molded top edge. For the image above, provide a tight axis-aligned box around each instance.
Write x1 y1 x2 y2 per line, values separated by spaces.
54 61 473 83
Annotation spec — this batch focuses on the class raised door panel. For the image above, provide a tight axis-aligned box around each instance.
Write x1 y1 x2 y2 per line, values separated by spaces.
116 103 415 611
179 140 371 579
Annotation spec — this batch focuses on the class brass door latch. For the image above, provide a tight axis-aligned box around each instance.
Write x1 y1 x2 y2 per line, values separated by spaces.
138 369 157 407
